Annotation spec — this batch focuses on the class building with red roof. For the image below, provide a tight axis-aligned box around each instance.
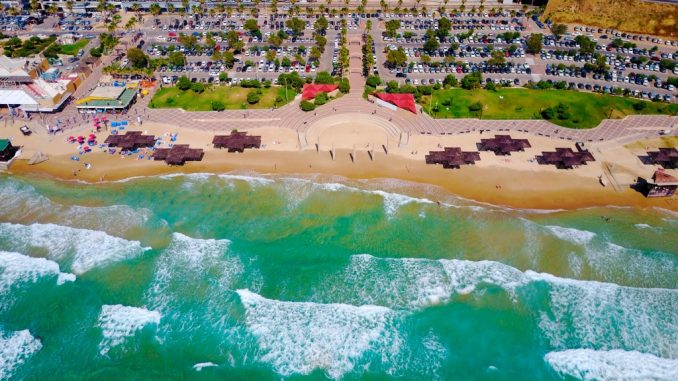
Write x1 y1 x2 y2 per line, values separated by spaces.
301 84 339 100
374 93 417 114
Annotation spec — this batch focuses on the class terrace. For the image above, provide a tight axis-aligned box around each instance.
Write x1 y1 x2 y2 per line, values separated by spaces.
104 131 156 150
536 148 595 169
477 134 531 155
153 144 204 165
643 148 678 169
213 131 261 152
425 147 481 169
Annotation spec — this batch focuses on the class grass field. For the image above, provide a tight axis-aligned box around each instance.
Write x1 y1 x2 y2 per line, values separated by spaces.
421 88 678 129
149 85 296 111
58 39 90 55
544 0 677 37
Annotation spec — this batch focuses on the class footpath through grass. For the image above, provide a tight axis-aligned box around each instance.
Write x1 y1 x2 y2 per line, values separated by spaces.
58 39 90 55
149 85 296 111
422 88 678 129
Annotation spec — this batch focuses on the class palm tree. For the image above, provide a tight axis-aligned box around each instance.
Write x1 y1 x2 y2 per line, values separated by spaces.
168 3 175 13
149 3 161 16
306 6 314 17
182 0 189 13
66 1 74 14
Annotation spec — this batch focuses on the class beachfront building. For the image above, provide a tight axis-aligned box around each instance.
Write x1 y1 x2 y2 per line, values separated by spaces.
0 139 18 162
642 169 678 198
75 84 139 114
0 56 75 114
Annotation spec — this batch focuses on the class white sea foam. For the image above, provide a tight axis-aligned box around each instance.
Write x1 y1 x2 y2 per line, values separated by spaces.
237 289 399 379
0 179 161 236
525 271 678 357
545 349 678 381
0 329 42 380
337 255 678 358
0 223 149 275
546 225 596 245
193 362 218 371
146 232 243 319
544 225 678 287
0 251 75 295
97 304 161 355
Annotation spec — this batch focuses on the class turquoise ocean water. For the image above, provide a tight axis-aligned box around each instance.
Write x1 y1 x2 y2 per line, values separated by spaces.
0 173 677 380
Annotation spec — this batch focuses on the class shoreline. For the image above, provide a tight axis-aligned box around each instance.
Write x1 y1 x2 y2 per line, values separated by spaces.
8 149 678 211
4 120 678 211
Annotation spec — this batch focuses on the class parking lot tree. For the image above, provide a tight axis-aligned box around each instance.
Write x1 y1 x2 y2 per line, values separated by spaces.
244 19 259 33
127 48 149 68
443 74 458 88
314 16 329 34
659 59 676 71
90 47 103 58
149 3 161 15
551 24 567 40
574 35 595 55
314 71 334 84
386 47 407 68
286 17 306 36
222 51 235 68
508 44 518 54
278 72 305 91
437 17 451 39
266 49 277 62
526 33 543 54
423 37 439 55
487 50 506 66
403 31 415 39
309 46 321 62
281 57 292 68
554 80 567 90
168 51 186 67
218 72 229 83
460 72 483 90
420 54 431 65
667 77 678 87
314 35 327 53
385 20 401 38
366 75 381 88
298 45 307 54
594 54 608 72
178 33 198 50
177 76 191 90
611 38 623 48
386 80 399 93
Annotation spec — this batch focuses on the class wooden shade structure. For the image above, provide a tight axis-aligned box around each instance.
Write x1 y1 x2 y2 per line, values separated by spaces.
212 131 261 153
425 147 480 169
537 148 595 169
646 148 678 169
104 131 156 150
644 169 678 197
477 135 531 155
153 144 204 165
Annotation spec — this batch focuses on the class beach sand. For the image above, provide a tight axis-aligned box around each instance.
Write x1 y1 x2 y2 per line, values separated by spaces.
4 119 678 211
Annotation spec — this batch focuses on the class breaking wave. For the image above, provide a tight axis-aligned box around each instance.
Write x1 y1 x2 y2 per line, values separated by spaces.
97 304 161 355
0 328 42 380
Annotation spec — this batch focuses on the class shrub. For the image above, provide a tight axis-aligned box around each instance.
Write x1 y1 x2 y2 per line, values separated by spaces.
191 82 205 93
441 98 451 107
468 102 482 112
247 91 261 104
542 107 555 119
366 75 381 87
633 102 647 111
338 79 350 93
300 100 316 111
485 81 496 91
240 79 262 88
418 86 433 96
211 100 225 111
314 92 328 105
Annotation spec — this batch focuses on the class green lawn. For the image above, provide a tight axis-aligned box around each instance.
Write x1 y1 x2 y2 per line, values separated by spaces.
58 39 90 55
421 88 678 129
149 85 296 111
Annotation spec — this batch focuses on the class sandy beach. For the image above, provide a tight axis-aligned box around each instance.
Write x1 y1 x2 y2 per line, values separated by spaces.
3 117 678 211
